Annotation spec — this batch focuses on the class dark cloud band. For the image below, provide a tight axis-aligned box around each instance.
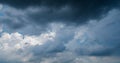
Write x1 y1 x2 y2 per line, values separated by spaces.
0 0 120 24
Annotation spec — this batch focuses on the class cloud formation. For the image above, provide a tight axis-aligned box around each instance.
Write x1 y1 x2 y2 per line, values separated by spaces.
0 0 120 26
0 9 120 63
0 0 120 63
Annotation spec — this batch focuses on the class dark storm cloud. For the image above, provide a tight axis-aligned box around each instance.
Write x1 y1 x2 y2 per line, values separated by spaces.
1 0 120 25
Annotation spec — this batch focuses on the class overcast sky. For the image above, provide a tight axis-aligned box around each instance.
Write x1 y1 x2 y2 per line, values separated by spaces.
0 0 120 63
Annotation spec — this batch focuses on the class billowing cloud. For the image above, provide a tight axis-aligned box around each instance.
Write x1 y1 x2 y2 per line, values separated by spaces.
0 9 120 63
0 0 120 63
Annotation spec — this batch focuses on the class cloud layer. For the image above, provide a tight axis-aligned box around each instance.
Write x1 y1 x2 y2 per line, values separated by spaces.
0 0 120 63
0 0 120 27
0 9 120 63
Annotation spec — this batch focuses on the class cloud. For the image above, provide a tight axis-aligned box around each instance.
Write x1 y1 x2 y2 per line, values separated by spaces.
1 4 120 35
0 31 56 63
0 25 2 32
0 0 120 30
0 9 120 63
0 0 120 63
1 0 119 8
40 56 120 63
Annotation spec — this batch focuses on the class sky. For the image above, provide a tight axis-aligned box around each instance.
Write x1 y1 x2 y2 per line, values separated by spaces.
0 0 120 63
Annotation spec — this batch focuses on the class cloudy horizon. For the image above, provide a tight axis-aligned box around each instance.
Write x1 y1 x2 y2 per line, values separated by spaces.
0 0 120 63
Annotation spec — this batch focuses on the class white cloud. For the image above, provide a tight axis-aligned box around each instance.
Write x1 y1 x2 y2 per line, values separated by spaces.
0 31 56 63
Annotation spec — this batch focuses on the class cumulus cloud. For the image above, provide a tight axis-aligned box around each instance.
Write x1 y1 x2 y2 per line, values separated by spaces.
0 31 56 63
0 9 120 63
0 0 120 62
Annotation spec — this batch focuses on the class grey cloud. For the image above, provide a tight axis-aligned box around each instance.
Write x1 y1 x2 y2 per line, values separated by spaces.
0 0 120 34
29 9 120 60
1 9 120 57
0 0 120 26
0 5 120 63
